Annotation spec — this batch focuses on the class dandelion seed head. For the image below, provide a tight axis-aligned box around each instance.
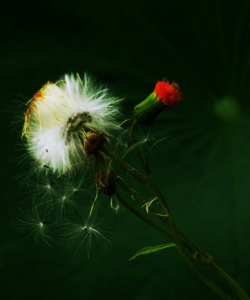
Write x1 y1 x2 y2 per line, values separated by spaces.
22 73 121 175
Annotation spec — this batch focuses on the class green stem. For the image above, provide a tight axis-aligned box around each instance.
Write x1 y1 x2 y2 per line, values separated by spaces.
116 173 249 299
114 182 237 300
110 146 200 276
128 120 250 299
115 191 170 236
105 149 250 300
102 147 147 184
210 263 250 300
115 175 206 260
129 120 151 176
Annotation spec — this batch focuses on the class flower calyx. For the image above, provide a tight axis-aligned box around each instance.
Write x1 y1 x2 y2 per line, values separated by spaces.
133 80 183 124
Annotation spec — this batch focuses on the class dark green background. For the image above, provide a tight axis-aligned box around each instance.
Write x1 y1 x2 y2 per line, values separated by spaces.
1 0 250 299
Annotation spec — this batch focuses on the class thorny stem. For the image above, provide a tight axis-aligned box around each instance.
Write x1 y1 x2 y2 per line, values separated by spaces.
102 121 250 300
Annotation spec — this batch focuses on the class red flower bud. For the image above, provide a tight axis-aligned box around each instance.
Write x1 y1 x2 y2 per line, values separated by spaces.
154 81 183 105
133 79 183 125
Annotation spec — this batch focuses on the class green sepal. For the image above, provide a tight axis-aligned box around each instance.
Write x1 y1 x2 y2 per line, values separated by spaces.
129 243 176 260
133 92 165 125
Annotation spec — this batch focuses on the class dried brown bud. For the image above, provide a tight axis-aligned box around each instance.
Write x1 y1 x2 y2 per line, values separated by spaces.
84 132 106 154
95 171 116 196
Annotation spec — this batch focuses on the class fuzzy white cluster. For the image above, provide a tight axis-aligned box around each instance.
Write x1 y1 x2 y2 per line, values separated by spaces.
22 74 120 174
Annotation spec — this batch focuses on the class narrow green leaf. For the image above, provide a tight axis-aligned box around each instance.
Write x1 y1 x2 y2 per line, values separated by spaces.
129 243 176 260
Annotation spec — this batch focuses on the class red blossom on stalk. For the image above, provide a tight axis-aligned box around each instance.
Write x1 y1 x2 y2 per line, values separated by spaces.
154 81 183 105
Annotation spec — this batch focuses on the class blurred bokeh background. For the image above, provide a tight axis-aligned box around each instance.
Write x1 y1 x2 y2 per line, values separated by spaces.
1 0 250 299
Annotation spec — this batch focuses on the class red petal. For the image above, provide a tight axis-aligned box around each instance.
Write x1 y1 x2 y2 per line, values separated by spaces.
155 81 183 105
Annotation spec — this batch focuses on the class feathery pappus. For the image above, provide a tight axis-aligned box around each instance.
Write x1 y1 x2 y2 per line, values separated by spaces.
22 73 121 175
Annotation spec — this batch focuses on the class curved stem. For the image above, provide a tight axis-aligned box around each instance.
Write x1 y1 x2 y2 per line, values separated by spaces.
115 175 209 261
115 185 237 300
115 191 170 236
105 149 250 300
